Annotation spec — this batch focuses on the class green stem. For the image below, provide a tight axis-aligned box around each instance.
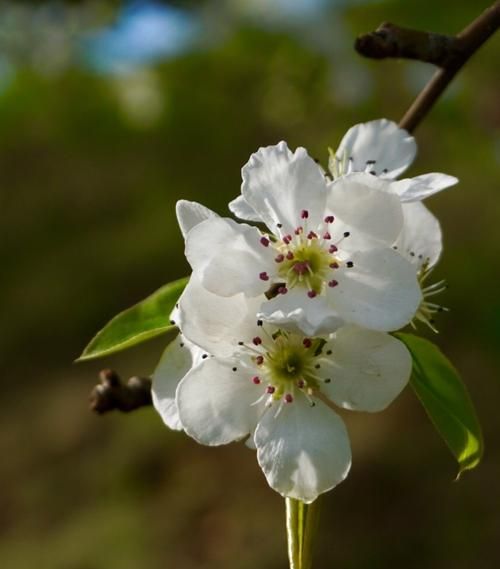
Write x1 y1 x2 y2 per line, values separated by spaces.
286 497 322 569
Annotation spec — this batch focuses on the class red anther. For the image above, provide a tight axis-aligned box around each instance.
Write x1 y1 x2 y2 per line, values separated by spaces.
283 235 292 244
266 386 276 394
301 209 309 219
252 376 261 385
286 251 294 260
292 261 310 275
294 226 303 235
324 215 334 223
307 290 317 298
284 393 294 403
303 338 312 348
253 336 262 345
329 261 339 269
329 245 338 253
307 231 317 240
256 355 264 365
259 272 269 281
328 280 338 288
323 232 331 240
260 236 270 247
278 286 288 295
297 380 305 388
275 254 285 263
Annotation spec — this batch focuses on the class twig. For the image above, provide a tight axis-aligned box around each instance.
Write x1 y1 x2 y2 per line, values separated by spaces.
90 369 152 414
355 2 500 132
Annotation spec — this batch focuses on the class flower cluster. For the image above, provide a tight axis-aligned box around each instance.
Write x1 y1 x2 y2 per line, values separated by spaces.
152 119 457 503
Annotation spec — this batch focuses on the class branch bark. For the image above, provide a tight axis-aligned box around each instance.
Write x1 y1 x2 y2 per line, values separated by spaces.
355 2 500 132
90 369 152 414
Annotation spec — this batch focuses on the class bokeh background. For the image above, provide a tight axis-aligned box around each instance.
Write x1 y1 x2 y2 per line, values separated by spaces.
1 0 499 567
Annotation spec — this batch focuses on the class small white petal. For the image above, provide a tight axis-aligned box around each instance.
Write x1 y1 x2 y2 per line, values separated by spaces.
335 119 416 178
255 397 351 503
176 358 264 445
258 289 344 337
330 248 422 331
178 276 262 358
185 216 275 297
391 173 458 202
152 335 205 431
321 326 412 412
228 195 262 222
327 173 404 249
395 202 442 268
242 142 328 233
176 200 218 239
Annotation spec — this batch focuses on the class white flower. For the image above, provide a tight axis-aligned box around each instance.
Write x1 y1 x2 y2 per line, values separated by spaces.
152 277 412 503
329 118 458 194
179 143 422 336
331 119 454 332
395 202 448 332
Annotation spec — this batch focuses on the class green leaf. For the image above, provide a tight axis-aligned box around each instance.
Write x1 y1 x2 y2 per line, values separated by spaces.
286 498 321 569
78 277 188 361
396 333 483 477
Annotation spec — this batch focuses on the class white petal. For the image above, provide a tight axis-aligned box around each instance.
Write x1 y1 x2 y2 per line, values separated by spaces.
258 289 344 337
185 216 275 297
176 200 218 239
176 357 264 445
395 202 442 268
178 276 262 358
255 398 351 503
152 335 205 431
321 326 412 412
228 195 262 222
326 173 404 249
391 173 458 202
241 142 328 233
335 119 416 178
330 248 422 331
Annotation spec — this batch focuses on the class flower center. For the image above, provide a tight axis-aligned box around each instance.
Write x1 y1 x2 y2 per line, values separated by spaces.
238 325 333 406
259 212 353 298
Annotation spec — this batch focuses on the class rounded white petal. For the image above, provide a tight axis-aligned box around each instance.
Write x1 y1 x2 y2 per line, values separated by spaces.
228 195 261 222
241 141 328 233
176 200 218 239
395 202 442 268
326 173 404 249
185 216 275 297
258 289 344 337
335 119 416 179
321 326 412 412
178 276 262 358
330 248 422 331
390 173 458 203
255 397 351 503
152 335 205 431
176 357 264 445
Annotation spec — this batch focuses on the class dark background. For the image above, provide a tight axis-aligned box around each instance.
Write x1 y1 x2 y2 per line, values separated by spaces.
1 1 499 567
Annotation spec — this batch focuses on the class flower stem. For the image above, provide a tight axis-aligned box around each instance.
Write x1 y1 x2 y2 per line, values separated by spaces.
286 497 322 569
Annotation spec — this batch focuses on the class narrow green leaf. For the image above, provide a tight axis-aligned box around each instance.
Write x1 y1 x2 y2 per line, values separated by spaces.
396 333 483 477
286 497 321 569
78 277 188 361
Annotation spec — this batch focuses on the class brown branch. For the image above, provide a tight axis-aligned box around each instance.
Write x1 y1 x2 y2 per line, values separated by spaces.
355 2 500 133
355 23 461 67
90 369 152 414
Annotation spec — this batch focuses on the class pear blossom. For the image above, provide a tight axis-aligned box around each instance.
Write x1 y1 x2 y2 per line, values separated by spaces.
179 143 422 336
152 277 412 503
394 201 448 332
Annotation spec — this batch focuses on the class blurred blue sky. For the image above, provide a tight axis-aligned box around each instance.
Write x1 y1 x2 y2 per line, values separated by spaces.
81 1 200 73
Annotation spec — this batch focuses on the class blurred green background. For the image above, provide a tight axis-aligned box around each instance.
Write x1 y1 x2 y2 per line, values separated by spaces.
1 0 499 567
